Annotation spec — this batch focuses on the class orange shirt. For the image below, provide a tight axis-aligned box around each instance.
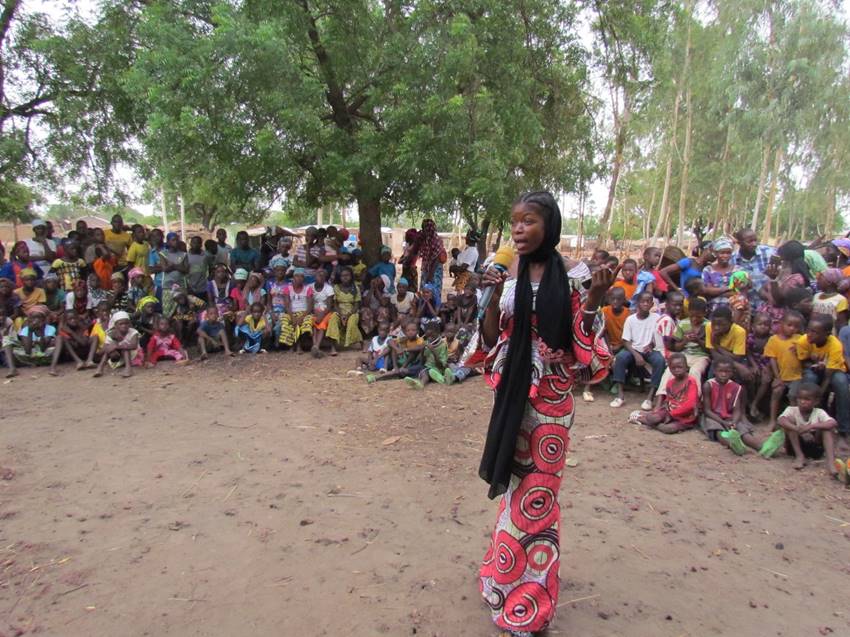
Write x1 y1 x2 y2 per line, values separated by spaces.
612 279 637 301
602 306 631 350
93 255 117 291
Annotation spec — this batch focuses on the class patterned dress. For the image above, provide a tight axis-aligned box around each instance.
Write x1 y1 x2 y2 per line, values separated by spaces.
479 278 610 636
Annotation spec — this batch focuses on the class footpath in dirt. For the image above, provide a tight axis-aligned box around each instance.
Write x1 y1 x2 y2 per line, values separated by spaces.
1 353 849 637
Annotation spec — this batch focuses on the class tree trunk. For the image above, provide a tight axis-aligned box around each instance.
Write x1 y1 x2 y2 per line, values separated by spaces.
599 92 630 246
761 146 783 243
478 216 491 266
651 87 681 244
750 142 771 231
159 188 169 233
355 177 382 266
645 175 658 240
675 7 693 246
676 87 693 246
712 128 731 237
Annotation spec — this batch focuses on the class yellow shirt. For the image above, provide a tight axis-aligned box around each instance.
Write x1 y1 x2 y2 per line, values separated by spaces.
764 334 802 381
90 321 107 350
705 322 746 356
14 287 47 313
103 229 133 265
796 334 847 371
126 241 151 273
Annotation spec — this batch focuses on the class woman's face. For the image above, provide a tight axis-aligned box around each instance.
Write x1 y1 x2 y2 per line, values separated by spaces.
0 279 10 296
315 271 326 286
340 269 352 285
94 229 105 243
510 203 545 256
397 281 408 295
716 249 733 266
29 313 45 330
15 243 29 261
115 319 131 336
150 230 163 246
293 273 304 287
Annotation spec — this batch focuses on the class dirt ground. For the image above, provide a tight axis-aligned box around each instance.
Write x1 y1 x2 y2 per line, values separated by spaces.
1 353 849 637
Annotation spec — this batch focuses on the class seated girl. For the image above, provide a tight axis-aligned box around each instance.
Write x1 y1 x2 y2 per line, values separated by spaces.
327 266 362 352
93 311 144 378
42 273 66 323
171 287 206 344
746 312 773 421
208 264 234 314
416 283 440 328
728 271 752 329
197 305 234 359
84 301 111 369
279 269 314 353
3 305 55 377
359 275 387 340
454 280 478 326
49 312 92 375
310 269 336 358
133 296 159 350
404 318 453 388
367 319 424 383
356 321 392 372
146 316 190 366
630 353 699 434
236 301 272 354
437 294 457 328
390 277 416 326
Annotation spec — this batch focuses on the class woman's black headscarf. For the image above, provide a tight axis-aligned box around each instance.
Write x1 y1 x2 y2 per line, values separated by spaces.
778 240 812 286
479 191 573 499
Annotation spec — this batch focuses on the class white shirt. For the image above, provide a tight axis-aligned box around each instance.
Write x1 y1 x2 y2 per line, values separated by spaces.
312 283 334 312
622 313 661 352
288 285 312 313
457 246 479 270
26 238 57 269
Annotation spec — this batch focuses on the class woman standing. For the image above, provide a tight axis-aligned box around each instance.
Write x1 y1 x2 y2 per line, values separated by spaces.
417 219 445 294
478 192 614 636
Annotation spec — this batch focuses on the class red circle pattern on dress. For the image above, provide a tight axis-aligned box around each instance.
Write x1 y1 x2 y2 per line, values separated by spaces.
493 531 528 585
533 376 574 418
529 423 569 474
510 472 561 534
501 582 554 633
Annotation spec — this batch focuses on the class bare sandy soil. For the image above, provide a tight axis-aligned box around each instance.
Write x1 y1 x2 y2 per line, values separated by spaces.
1 353 849 637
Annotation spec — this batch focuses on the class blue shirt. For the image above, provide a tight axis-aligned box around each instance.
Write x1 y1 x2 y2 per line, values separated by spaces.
367 262 396 293
676 257 703 293
229 248 260 272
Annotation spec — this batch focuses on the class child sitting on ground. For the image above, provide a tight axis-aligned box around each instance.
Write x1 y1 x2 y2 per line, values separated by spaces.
777 382 838 475
746 312 773 421
583 286 630 402
93 311 143 378
146 316 189 366
357 321 392 372
630 353 699 434
4 305 55 377
133 296 159 350
701 360 784 457
404 318 453 388
236 301 272 354
438 294 457 329
50 312 91 375
84 301 110 369
455 280 478 326
171 288 206 344
390 277 416 327
765 311 804 430
610 292 665 410
367 319 424 383
706 305 751 384
197 305 233 359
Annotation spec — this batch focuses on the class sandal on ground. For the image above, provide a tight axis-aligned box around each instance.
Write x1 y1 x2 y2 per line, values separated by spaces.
720 430 747 455
758 430 786 458
582 390 594 402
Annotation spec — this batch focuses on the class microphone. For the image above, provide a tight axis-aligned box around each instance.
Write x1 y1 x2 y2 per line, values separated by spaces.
477 245 515 322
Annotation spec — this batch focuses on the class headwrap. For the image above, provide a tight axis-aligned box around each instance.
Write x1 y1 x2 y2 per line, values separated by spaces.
26 304 49 317
404 228 419 245
31 219 46 228
728 270 750 290
832 238 850 258
819 267 844 287
380 245 392 255
480 191 572 500
398 277 409 287
20 267 37 279
128 267 144 280
712 237 734 252
292 267 305 276
108 311 131 328
136 295 159 312
43 272 59 282
166 232 178 242
804 249 827 275
233 268 249 281
248 271 264 286
417 219 443 268
421 282 441 308
111 272 125 281
778 241 812 285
